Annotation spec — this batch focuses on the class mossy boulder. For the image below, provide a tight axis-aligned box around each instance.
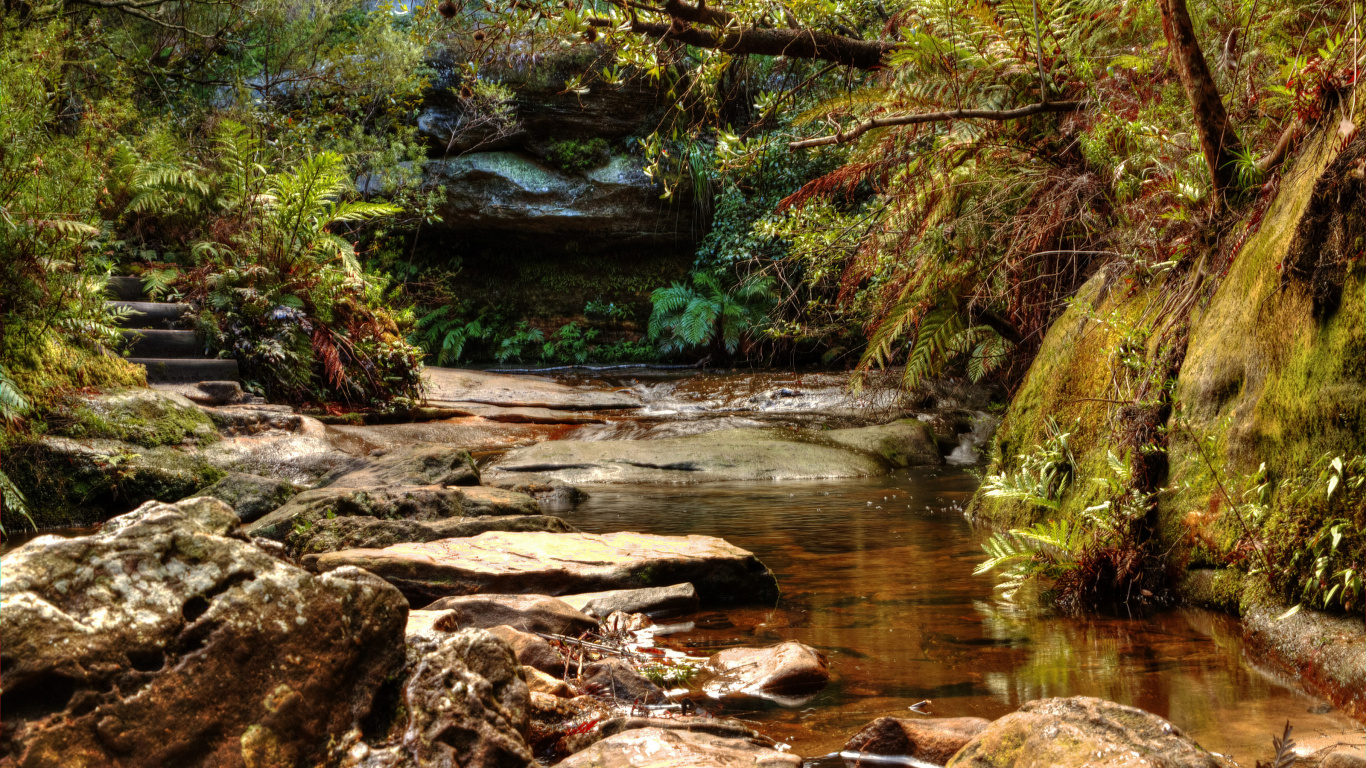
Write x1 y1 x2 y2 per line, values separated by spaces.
49 388 217 448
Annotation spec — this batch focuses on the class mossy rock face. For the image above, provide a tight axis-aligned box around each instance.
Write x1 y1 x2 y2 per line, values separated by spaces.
49 388 217 448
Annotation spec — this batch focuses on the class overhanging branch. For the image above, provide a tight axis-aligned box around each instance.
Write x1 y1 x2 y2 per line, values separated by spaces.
787 99 1086 149
627 18 893 69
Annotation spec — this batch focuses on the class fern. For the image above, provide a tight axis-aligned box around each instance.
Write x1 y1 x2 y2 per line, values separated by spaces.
649 272 775 356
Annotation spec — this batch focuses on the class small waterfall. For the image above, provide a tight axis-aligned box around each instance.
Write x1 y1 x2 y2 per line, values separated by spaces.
946 411 1001 465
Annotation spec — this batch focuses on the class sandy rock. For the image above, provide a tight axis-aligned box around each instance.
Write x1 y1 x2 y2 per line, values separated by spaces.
825 418 943 467
289 514 576 558
555 726 802 768
560 583 700 619
0 498 408 767
405 609 462 637
244 485 467 540
525 667 575 697
420 594 598 636
196 471 301 523
947 697 1225 768
309 530 781 607
844 716 991 764
579 658 666 705
701 641 830 702
321 443 479 488
488 427 885 484
486 625 571 676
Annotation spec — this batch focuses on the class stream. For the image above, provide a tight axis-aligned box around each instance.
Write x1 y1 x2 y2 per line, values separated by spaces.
557 468 1362 764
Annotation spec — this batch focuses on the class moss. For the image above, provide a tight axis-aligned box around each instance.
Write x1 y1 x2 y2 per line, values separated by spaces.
542 139 611 173
6 337 145 411
48 389 218 448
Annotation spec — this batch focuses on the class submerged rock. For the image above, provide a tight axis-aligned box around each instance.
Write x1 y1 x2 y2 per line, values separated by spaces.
196 471 301 523
825 418 943 467
488 427 885 484
560 583 700 619
844 716 990 764
555 726 802 768
701 641 830 702
947 697 1224 768
0 497 408 767
420 594 598 636
308 530 781 607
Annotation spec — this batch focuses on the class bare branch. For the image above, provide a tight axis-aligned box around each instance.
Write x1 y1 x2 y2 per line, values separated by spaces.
787 99 1086 149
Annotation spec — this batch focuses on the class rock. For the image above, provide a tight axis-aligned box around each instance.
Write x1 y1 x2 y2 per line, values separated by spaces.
1323 753 1366 768
49 387 217 447
425 368 642 411
489 478 588 512
187 380 244 405
457 486 541 516
564 716 787 758
289 514 576 557
309 530 781 607
420 594 598 636
825 418 943 467
486 625 570 676
525 667 574 697
560 583 700 619
198 403 303 434
0 497 408 767
196 471 301 523
701 641 830 701
321 443 479 488
405 609 462 637
555 726 802 768
489 428 885 484
528 693 615 761
102 496 240 536
395 629 535 768
579 658 666 705
243 485 467 540
325 419 566 456
947 697 1224 768
844 716 991 764
1241 604 1366 723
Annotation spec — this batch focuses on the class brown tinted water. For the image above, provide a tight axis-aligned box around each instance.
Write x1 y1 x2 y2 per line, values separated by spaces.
561 468 1364 764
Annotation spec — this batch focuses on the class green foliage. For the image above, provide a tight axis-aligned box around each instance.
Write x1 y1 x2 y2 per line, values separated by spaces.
981 418 1077 510
415 304 493 366
543 138 610 173
648 271 776 356
540 321 598 364
0 364 34 535
495 323 546 364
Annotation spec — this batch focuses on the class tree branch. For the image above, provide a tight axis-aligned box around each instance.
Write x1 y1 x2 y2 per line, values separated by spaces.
615 15 892 68
787 99 1086 149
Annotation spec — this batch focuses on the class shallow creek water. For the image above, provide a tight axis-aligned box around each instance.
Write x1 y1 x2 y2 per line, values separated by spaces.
559 468 1363 765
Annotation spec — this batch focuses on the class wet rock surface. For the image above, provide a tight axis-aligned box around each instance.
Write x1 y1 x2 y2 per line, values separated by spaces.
947 697 1225 768
578 658 667 705
701 640 830 701
244 485 469 540
555 726 802 768
320 443 479 488
844 716 991 764
419 594 599 636
309 530 781 606
0 497 408 767
425 367 642 411
825 418 943 467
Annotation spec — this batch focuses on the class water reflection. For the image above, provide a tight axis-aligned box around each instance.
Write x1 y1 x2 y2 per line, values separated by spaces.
564 469 1362 761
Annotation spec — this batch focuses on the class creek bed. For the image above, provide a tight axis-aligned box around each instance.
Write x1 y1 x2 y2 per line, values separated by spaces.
560 467 1362 763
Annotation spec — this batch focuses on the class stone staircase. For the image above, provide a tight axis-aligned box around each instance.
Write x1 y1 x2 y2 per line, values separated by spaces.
107 276 240 384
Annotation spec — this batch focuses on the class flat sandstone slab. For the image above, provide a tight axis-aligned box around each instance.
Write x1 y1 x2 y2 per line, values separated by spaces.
310 530 779 607
425 367 641 411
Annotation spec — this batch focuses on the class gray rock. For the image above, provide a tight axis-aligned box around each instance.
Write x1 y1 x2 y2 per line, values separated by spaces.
198 403 303 434
701 641 830 702
825 418 943 467
488 428 885 484
457 486 541 516
244 485 467 540
321 443 479 488
560 583 699 619
419 594 598 636
289 514 576 558
309 530 780 607
196 471 301 523
579 658 666 705
844 716 991 764
555 726 802 768
947 697 1224 768
0 497 408 767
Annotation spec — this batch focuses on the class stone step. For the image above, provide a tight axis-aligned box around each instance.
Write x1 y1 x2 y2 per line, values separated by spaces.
110 301 191 329
121 329 202 359
106 276 145 301
129 358 240 384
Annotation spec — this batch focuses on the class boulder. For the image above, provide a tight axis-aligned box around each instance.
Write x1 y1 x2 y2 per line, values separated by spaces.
198 403 303 435
425 368 642 411
525 668 574 698
320 443 479 488
489 428 885 484
844 716 991 764
289 514 576 557
391 628 535 768
825 419 943 467
701 641 830 701
49 387 216 447
457 486 541 516
486 625 571 676
0 497 408 767
578 658 666 705
308 530 780 607
563 716 788 759
555 727 802 768
947 697 1224 768
244 485 467 540
196 471 301 523
560 583 700 619
420 594 598 636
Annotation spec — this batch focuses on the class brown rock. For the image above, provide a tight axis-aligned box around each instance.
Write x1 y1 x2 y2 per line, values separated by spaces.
457 486 541 516
420 594 598 636
525 667 574 697
844 716 990 764
579 658 666 705
528 694 613 761
486 625 570 676
289 514 575 558
947 697 1224 768
310 530 781 607
0 498 408 768
555 726 802 768
1323 753 1366 768
560 583 700 619
702 641 830 700
563 716 788 757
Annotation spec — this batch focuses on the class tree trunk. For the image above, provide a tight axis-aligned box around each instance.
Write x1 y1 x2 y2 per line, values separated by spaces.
1157 0 1243 199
